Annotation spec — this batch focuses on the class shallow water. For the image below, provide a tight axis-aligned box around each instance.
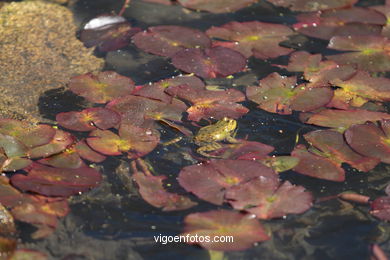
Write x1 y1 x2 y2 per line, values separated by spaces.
21 0 390 259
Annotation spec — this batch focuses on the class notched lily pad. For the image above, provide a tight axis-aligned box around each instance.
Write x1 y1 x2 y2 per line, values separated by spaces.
178 159 276 205
80 15 141 52
69 71 135 104
11 163 102 197
345 120 390 164
246 73 333 114
327 35 390 72
182 210 269 251
28 130 75 159
206 140 274 160
56 107 121 131
133 171 197 211
207 21 294 59
133 25 211 57
171 46 247 79
74 140 106 163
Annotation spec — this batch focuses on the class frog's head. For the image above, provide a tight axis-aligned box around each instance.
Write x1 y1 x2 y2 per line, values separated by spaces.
220 117 237 132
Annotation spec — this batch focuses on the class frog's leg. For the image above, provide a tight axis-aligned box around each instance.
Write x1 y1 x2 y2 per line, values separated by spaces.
197 142 222 158
226 135 240 144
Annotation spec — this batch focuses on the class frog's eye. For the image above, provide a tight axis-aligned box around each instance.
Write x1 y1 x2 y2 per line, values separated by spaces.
222 117 229 121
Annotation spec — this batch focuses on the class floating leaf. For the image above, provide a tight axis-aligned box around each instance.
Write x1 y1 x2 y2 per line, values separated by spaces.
293 8 385 40
227 180 312 219
166 83 248 121
74 140 106 163
11 163 102 197
80 15 141 52
133 25 211 57
327 35 390 72
205 140 274 160
345 120 390 164
87 124 159 159
266 0 358 12
28 130 75 159
56 107 121 132
133 171 197 211
182 210 269 251
246 73 333 115
304 130 379 172
0 119 55 149
291 144 345 182
305 109 390 132
371 4 390 37
177 0 259 13
207 21 294 59
171 46 247 78
261 156 300 173
69 71 135 104
370 196 390 221
38 148 83 169
178 159 276 205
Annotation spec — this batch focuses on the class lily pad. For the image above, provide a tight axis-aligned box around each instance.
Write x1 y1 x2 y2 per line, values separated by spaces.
0 119 55 149
28 130 75 159
133 171 197 211
38 148 83 169
304 130 379 171
294 8 385 40
87 124 159 159
246 73 333 115
69 71 135 104
132 25 211 57
345 120 390 164
205 140 274 160
177 0 259 13
182 210 269 251
305 109 390 132
327 35 390 72
56 107 121 132
74 140 106 163
266 0 358 12
166 83 248 121
11 163 102 197
370 196 390 221
80 15 141 52
178 159 276 205
291 144 345 182
207 21 294 59
171 46 247 78
227 180 312 219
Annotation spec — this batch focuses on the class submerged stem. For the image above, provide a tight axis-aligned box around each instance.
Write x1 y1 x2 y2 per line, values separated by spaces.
118 0 131 16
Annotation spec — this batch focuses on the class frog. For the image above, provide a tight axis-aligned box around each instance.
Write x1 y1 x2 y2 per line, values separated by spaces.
193 117 240 158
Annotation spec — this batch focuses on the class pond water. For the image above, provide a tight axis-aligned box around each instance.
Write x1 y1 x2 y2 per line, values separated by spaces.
10 0 390 259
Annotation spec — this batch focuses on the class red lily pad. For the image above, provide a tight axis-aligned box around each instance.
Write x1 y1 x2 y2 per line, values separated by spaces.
74 140 106 163
11 163 102 197
261 156 300 173
327 35 390 72
28 130 75 159
0 134 32 171
80 15 141 52
330 71 390 108
177 0 258 13
38 148 83 169
305 109 390 132
182 210 269 251
87 124 159 159
205 140 274 160
69 71 135 104
132 25 211 57
291 144 345 182
171 46 247 79
0 203 16 259
132 171 197 211
227 180 312 219
370 196 390 221
166 83 248 121
371 4 390 37
0 119 55 149
56 107 121 132
293 8 385 40
266 0 358 12
207 21 294 59
345 120 390 164
133 75 204 104
304 130 379 172
178 159 276 205
246 73 333 115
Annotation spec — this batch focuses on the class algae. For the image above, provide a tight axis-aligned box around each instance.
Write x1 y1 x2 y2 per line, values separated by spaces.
0 1 104 122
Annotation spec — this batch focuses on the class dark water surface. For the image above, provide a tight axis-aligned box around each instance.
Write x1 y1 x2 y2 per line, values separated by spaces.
28 0 390 259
